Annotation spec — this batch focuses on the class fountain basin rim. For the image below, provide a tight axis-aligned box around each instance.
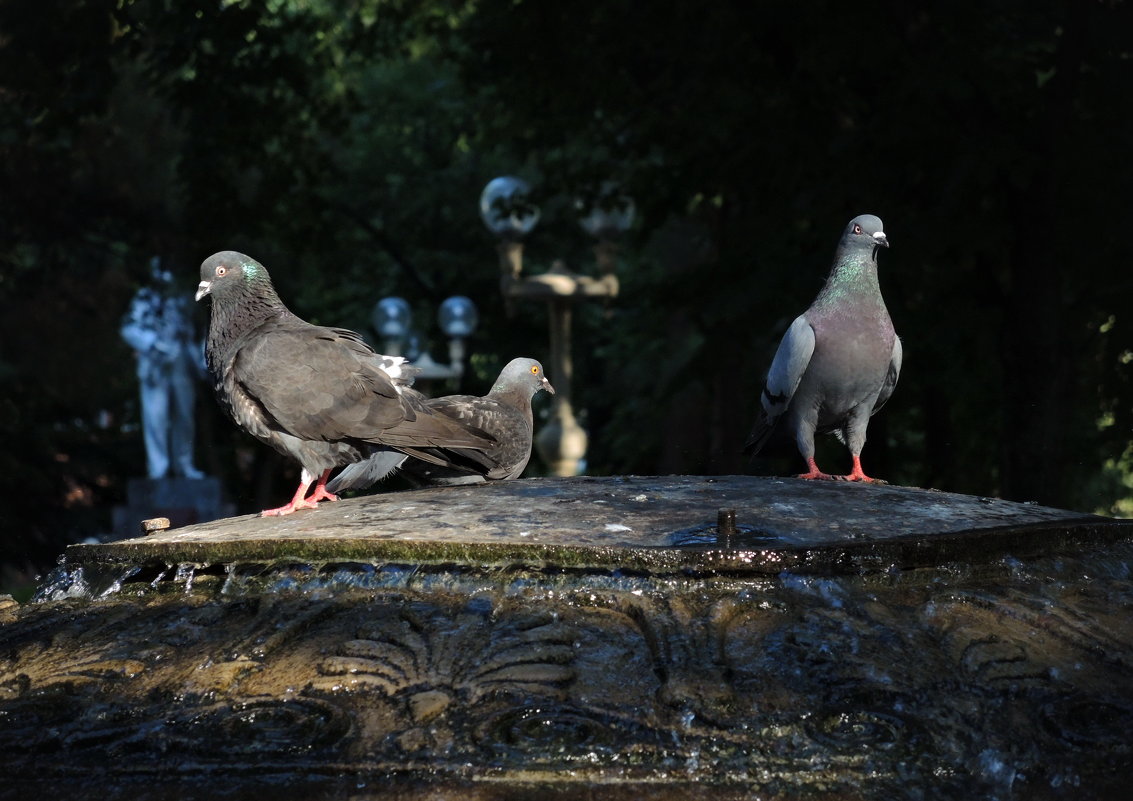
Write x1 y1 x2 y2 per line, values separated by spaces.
64 518 1132 579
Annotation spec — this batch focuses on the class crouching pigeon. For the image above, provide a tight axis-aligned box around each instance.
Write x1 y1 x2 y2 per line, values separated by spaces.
327 357 554 492
195 251 495 516
744 214 902 483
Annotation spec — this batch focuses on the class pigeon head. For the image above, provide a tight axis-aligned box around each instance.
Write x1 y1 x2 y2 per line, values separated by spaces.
493 357 555 398
840 214 889 255
195 251 277 303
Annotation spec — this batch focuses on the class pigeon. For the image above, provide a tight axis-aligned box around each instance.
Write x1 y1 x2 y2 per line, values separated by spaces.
327 357 555 492
195 251 496 516
744 214 901 483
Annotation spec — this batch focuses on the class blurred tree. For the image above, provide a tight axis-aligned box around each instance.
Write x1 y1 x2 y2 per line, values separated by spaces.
429 0 1133 508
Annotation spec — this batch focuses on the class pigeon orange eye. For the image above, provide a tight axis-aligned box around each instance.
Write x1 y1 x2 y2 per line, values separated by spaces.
853 224 862 235
216 266 228 277
531 366 539 374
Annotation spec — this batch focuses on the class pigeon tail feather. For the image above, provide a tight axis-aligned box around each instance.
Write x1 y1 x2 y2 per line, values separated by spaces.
742 419 777 458
326 451 407 494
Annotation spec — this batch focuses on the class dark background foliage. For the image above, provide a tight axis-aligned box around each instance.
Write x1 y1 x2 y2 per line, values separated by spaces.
2 0 1131 595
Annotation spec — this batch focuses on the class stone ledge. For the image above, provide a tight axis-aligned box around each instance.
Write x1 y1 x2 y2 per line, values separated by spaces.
68 475 1130 577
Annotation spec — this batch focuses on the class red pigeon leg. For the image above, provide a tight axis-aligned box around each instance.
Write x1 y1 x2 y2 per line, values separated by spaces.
797 457 837 481
261 481 314 517
261 468 336 516
305 469 339 505
839 455 886 484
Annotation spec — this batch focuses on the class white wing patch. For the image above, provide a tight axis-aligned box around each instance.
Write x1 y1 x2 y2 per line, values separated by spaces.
379 356 407 380
375 354 420 388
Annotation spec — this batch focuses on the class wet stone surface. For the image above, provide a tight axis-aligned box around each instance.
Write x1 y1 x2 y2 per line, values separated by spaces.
66 475 1123 576
4 476 1133 800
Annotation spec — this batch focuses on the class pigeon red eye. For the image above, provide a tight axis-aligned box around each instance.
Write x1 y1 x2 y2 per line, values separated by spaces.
853 224 862 235
216 266 227 277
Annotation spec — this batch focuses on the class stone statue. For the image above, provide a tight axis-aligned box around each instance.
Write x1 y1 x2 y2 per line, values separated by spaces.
121 256 205 480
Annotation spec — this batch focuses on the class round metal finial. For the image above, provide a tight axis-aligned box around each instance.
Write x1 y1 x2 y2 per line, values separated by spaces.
479 176 540 239
372 297 412 339
438 296 479 338
577 184 635 240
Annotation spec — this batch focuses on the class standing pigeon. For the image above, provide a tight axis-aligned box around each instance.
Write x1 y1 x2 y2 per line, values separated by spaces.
744 214 901 482
195 251 495 516
327 357 555 492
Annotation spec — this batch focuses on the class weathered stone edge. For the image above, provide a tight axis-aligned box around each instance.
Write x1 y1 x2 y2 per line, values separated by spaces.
64 518 1133 578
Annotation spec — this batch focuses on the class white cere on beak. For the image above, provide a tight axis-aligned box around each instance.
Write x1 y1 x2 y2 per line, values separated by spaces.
195 280 212 301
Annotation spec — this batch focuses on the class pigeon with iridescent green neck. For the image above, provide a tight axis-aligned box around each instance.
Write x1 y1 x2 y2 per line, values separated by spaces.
744 214 901 482
195 251 495 516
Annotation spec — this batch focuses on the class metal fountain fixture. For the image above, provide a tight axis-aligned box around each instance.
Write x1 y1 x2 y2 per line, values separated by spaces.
371 294 479 383
479 176 634 476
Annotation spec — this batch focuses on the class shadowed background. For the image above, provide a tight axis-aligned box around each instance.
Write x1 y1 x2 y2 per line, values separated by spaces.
1 0 1131 594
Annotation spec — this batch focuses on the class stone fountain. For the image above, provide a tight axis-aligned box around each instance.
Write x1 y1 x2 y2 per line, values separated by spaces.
2 475 1131 800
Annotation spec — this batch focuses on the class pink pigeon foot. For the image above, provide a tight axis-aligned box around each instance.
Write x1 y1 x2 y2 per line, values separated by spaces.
305 469 339 504
796 458 838 481
837 455 887 484
261 469 337 516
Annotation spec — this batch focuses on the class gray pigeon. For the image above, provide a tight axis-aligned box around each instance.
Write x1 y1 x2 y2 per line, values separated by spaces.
744 214 901 482
195 251 495 516
327 357 555 492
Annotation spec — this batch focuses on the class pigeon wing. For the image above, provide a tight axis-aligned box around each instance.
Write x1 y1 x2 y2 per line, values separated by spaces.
744 314 815 455
427 395 532 479
376 388 494 451
871 335 903 415
233 326 408 442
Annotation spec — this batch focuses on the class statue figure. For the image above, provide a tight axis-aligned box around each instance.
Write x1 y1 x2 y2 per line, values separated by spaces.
121 256 205 480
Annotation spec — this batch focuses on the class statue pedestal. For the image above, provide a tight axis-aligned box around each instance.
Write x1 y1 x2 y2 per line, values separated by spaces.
111 476 233 539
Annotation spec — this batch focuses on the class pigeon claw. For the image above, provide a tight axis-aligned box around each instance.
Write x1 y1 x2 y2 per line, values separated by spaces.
260 469 338 516
797 458 838 481
306 485 339 505
260 498 319 517
840 474 888 485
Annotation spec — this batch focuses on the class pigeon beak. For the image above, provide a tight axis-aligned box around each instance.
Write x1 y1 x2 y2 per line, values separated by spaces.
872 231 889 248
542 377 556 395
195 280 212 301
